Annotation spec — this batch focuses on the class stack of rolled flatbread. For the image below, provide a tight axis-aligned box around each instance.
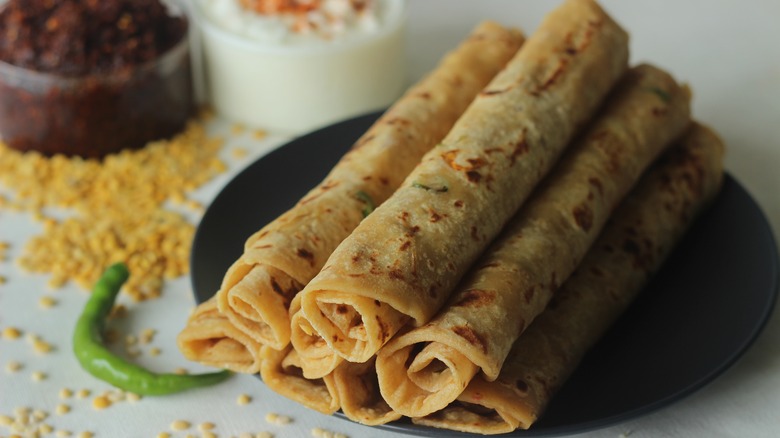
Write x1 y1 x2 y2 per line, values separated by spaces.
177 0 726 433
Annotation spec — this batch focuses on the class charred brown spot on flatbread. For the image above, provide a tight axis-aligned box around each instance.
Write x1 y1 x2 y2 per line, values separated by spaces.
471 226 480 241
530 57 569 96
523 285 535 304
270 278 297 303
510 138 530 165
452 325 487 354
453 200 464 208
573 203 594 231
399 240 411 251
453 289 496 308
335 305 349 314
376 315 389 343
466 170 482 183
588 176 603 194
389 269 405 280
651 106 668 117
468 157 487 168
296 248 315 266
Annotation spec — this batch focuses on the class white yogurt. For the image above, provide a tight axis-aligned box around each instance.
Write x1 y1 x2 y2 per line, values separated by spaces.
191 0 407 133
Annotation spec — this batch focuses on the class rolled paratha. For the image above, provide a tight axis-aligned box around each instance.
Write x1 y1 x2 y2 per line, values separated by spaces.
375 64 691 417
414 122 726 433
329 357 402 426
259 345 340 415
176 297 262 374
289 294 344 378
216 21 525 351
294 0 629 365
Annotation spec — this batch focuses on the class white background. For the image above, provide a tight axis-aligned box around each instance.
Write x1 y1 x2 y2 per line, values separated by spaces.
1 1 779 437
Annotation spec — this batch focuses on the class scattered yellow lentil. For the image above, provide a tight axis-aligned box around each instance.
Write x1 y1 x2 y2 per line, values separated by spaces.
77 432 94 438
2 326 22 340
256 432 274 438
106 390 126 403
55 404 70 415
0 119 226 301
237 394 252 406
0 414 13 426
125 334 138 346
239 432 253 438
174 367 188 375
231 147 249 159
5 360 22 373
140 328 156 344
56 431 73 438
59 388 73 399
197 422 215 432
38 296 58 309
126 392 142 403
76 389 91 399
252 129 267 140
202 432 217 438
0 275 7 285
264 413 291 425
231 123 246 135
149 347 162 357
32 338 54 354
156 433 171 438
91 395 111 410
32 410 47 421
310 428 347 438
31 371 47 381
170 420 191 431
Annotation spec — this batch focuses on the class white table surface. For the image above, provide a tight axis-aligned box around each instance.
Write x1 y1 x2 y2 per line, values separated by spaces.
2 1 779 437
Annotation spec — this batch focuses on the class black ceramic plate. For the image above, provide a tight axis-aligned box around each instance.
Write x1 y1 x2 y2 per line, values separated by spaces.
191 111 779 436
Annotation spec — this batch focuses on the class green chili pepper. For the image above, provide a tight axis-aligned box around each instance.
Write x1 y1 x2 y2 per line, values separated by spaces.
412 181 449 192
73 263 231 395
355 190 375 217
646 86 671 103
